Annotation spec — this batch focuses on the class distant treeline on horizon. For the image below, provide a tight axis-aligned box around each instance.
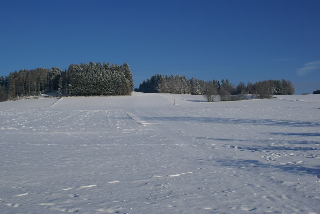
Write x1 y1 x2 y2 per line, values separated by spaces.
0 62 133 102
1 62 296 102
136 74 295 101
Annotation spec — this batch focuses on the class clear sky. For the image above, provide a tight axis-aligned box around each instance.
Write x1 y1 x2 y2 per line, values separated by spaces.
0 0 319 94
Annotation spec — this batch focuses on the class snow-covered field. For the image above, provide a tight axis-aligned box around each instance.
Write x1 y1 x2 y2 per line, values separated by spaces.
0 93 319 214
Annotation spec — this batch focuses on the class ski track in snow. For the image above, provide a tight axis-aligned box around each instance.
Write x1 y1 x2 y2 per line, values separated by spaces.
0 93 319 213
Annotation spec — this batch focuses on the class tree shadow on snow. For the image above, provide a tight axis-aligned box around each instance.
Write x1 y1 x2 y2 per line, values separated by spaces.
144 116 320 128
271 132 320 137
238 145 319 151
197 137 247 142
216 159 320 178
196 137 320 147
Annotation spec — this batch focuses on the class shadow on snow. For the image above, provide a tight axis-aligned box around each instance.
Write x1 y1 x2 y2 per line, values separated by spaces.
143 116 320 127
216 159 320 178
270 132 320 137
197 137 320 145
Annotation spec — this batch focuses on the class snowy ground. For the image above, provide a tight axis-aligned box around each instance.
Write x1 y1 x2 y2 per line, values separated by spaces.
0 93 319 214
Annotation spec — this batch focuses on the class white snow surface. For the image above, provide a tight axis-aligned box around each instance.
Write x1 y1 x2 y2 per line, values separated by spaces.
0 92 319 214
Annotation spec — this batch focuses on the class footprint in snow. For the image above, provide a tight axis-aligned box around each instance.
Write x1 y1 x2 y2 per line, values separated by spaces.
5 203 21 208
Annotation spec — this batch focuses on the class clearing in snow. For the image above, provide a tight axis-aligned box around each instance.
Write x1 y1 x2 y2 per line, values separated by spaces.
0 93 319 213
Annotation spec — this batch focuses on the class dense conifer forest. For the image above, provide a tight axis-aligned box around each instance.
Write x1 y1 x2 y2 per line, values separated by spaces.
0 62 134 102
136 74 295 101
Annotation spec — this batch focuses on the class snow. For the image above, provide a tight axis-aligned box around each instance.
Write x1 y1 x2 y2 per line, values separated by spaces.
275 94 320 103
0 92 319 213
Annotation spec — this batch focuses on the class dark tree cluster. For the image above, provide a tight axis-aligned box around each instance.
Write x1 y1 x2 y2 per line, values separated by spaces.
137 75 191 94
313 90 320 94
65 62 133 96
247 79 295 98
0 62 133 102
136 74 295 101
0 68 54 102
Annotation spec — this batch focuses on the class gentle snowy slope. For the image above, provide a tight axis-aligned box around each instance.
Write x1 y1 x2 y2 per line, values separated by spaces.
0 93 319 213
0 97 59 111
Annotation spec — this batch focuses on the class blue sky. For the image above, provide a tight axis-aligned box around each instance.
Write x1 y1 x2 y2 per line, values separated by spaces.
0 0 319 94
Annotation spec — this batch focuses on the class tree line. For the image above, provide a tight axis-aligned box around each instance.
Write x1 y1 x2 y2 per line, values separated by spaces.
0 62 133 102
136 74 295 101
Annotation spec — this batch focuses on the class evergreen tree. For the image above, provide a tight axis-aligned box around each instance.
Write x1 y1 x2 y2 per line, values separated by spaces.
236 82 246 95
272 80 282 95
58 76 62 97
190 78 201 95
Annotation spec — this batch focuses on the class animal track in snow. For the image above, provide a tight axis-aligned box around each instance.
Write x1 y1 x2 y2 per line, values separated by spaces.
96 208 123 213
79 185 97 189
108 181 120 184
39 203 56 206
168 172 193 178
169 174 181 177
240 206 257 211
5 203 21 207
63 188 73 191
15 192 28 197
